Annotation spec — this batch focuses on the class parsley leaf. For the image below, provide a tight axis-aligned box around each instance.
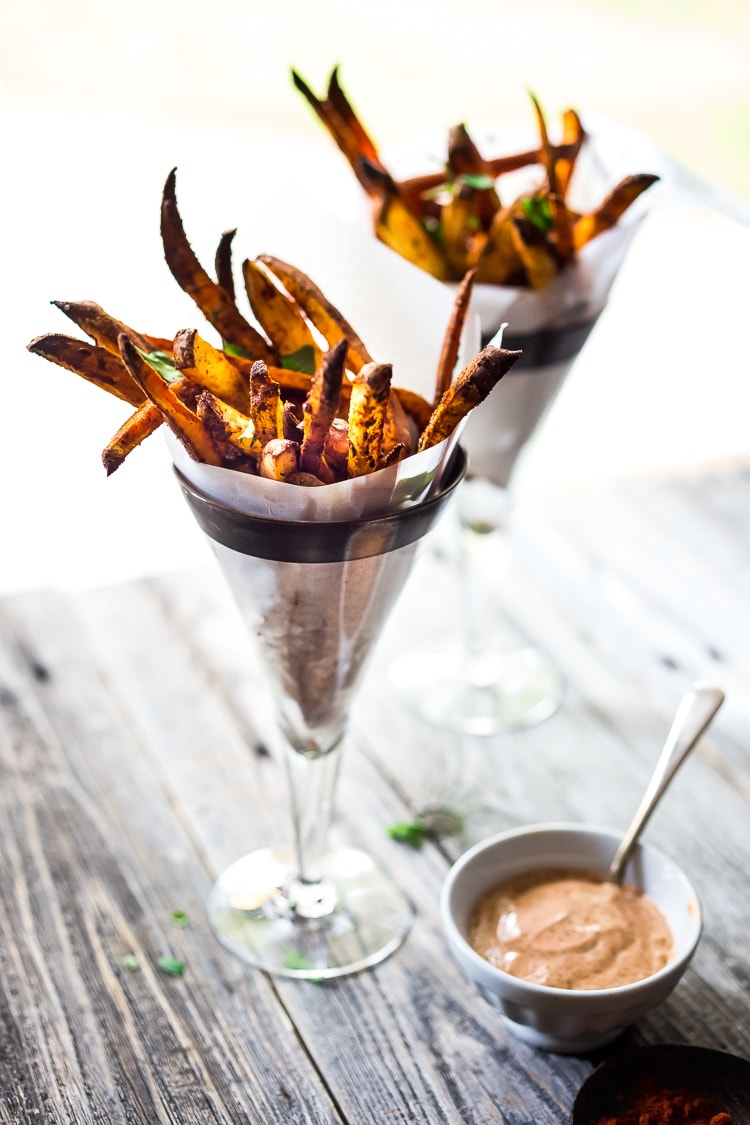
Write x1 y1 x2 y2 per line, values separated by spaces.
223 341 250 359
283 950 312 971
387 808 464 849
121 954 140 971
170 910 190 928
281 345 316 376
141 349 179 383
387 821 427 849
157 956 186 977
521 195 554 233
459 173 496 191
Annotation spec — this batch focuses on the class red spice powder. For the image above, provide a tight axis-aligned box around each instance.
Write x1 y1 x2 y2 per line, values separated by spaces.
593 1077 736 1124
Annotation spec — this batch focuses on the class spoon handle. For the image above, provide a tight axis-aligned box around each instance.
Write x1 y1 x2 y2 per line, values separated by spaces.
607 683 725 884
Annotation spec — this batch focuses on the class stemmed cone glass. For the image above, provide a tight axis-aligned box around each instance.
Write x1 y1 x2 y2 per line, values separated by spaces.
389 316 599 736
176 446 465 979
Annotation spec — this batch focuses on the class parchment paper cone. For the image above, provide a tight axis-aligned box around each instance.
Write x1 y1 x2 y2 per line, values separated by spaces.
167 215 478 751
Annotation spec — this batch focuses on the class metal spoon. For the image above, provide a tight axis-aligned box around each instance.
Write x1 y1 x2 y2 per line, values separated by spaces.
607 683 725 884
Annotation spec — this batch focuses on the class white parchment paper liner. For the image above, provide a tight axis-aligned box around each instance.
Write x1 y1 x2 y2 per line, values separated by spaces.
166 209 479 521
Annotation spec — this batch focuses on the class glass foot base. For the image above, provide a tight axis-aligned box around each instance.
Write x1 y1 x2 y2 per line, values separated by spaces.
207 846 413 979
389 644 564 736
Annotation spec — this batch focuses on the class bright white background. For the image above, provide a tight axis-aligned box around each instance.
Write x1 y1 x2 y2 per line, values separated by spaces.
2 0 749 593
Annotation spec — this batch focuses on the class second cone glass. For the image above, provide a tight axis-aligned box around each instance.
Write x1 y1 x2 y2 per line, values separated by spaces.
177 447 465 979
389 317 599 736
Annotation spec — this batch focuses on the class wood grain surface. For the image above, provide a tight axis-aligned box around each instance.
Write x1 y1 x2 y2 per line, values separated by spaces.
1 463 748 1123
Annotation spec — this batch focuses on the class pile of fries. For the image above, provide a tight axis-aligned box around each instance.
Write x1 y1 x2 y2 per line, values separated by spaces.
293 67 660 288
28 172 520 485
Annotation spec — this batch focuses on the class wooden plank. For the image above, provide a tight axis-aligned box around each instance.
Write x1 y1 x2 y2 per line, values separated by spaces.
0 592 341 1124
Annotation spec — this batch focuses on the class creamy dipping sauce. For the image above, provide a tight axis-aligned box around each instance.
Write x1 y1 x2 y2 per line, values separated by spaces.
468 868 673 990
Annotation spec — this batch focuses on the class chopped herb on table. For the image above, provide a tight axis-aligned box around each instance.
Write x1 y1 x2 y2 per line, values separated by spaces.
158 956 186 977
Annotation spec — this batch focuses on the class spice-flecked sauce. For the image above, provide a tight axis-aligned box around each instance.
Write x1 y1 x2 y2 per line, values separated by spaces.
468 868 674 990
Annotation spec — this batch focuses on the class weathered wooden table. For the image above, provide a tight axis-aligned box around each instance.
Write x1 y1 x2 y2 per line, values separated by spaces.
1 462 749 1123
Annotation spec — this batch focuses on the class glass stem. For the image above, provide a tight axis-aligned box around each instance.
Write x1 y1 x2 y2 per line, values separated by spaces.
284 742 342 919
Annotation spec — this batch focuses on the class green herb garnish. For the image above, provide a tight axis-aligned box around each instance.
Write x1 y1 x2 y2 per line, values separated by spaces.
141 349 179 383
458 173 496 191
121 954 140 971
281 345 316 376
521 195 554 233
387 821 427 849
170 910 190 928
223 341 249 359
157 956 186 977
387 808 464 849
283 950 312 971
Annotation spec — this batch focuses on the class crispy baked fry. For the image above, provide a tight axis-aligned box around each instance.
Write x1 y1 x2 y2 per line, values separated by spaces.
28 333 146 406
382 387 416 462
474 206 524 286
249 360 284 448
300 339 347 475
359 158 453 282
258 255 373 372
50 300 169 356
511 217 560 289
555 109 585 200
347 361 392 477
572 173 660 250
101 401 164 475
118 333 224 465
434 268 478 405
291 67 383 196
196 390 258 457
418 345 522 450
242 258 323 374
215 228 237 301
260 438 300 482
161 169 277 364
173 328 250 411
321 417 349 480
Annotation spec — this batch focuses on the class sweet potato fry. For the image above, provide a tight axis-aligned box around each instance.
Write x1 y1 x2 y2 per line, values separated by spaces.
50 300 168 356
259 438 299 482
511 217 560 290
433 268 478 405
572 173 660 250
418 345 522 450
474 207 524 286
173 328 250 411
555 109 586 200
249 360 283 448
161 169 277 364
101 401 163 475
118 333 224 465
27 333 146 406
282 401 303 443
347 361 392 477
299 339 347 475
291 67 384 197
382 387 416 462
196 391 258 457
391 386 432 432
215 228 237 301
359 158 453 282
242 259 323 374
258 255 373 373
527 91 559 199
322 417 349 480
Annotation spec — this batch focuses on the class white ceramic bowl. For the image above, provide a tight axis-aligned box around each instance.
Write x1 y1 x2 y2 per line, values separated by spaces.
440 823 702 1054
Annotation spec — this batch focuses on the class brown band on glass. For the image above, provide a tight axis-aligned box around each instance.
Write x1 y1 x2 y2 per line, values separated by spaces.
176 445 466 563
